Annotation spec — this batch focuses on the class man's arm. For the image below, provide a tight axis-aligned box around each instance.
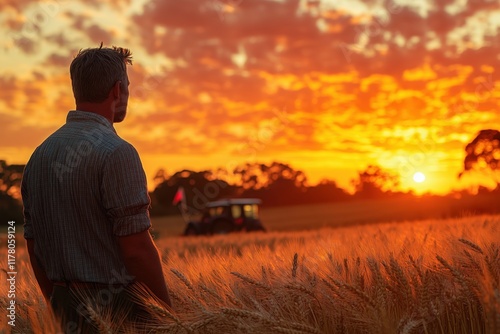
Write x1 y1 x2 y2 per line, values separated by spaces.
26 239 53 302
22 166 53 302
117 230 171 307
102 143 170 305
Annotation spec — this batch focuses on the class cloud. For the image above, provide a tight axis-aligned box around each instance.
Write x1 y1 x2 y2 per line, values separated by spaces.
43 52 71 67
0 113 52 148
13 36 37 53
45 32 70 47
2 0 500 192
0 72 72 128
132 0 360 74
86 24 115 45
0 0 38 13
129 0 499 88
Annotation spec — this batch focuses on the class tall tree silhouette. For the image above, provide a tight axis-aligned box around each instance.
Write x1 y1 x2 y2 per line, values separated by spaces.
459 129 500 184
151 169 235 215
352 165 400 198
233 162 307 190
237 162 308 206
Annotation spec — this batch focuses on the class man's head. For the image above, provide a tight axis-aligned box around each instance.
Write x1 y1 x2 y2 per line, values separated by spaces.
70 45 133 122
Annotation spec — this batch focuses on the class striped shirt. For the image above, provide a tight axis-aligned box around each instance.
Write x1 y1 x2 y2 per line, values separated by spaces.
22 110 151 284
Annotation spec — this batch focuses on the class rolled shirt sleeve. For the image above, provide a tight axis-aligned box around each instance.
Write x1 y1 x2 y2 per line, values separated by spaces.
101 142 151 236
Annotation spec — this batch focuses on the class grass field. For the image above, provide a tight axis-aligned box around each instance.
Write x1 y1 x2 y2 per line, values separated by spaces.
150 197 471 238
0 206 499 333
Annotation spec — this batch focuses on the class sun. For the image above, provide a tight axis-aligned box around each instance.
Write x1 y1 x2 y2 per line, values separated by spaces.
413 172 426 183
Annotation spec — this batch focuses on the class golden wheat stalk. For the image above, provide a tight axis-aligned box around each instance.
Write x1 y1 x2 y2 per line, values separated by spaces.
279 320 322 334
149 324 181 333
188 315 217 331
170 268 195 291
199 283 224 302
225 292 244 308
284 283 315 298
231 271 272 291
262 265 268 282
144 302 171 318
389 256 413 307
485 255 499 287
144 302 195 333
329 278 376 309
463 249 484 276
84 304 113 334
436 255 478 300
367 257 388 309
321 278 352 305
221 307 275 326
398 318 423 334
409 255 423 281
458 238 484 254
292 253 299 278
343 258 349 281
273 326 320 334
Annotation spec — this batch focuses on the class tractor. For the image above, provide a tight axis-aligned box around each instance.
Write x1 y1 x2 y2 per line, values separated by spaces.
183 198 266 235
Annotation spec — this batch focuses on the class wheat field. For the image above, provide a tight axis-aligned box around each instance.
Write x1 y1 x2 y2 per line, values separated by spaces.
1 214 499 333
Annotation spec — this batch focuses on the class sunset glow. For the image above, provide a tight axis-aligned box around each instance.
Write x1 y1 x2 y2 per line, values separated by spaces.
1 0 500 194
413 172 426 183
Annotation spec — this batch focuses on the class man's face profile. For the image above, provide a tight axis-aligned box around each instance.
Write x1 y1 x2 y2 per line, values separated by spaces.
114 74 130 123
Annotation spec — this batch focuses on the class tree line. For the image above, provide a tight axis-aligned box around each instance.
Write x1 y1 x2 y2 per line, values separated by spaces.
1 128 499 221
149 161 413 216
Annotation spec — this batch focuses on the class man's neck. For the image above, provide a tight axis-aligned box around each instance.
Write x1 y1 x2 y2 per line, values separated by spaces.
75 102 114 124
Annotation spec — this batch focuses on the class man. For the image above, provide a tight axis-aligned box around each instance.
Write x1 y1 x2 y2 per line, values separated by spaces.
21 45 171 332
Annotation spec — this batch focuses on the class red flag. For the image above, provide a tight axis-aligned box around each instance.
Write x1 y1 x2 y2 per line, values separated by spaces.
172 186 185 206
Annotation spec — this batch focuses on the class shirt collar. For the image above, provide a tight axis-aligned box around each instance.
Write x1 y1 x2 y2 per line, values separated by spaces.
66 110 116 133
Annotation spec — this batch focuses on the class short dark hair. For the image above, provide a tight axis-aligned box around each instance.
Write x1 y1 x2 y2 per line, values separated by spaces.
70 44 133 103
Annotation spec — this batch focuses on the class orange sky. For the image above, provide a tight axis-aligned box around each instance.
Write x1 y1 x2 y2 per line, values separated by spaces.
1 0 499 194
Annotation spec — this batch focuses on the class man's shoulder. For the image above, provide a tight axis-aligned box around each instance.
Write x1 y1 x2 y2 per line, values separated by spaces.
34 121 135 162
109 139 140 159
86 132 141 163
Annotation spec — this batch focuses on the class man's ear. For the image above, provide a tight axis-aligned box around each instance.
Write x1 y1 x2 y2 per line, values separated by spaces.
112 81 121 100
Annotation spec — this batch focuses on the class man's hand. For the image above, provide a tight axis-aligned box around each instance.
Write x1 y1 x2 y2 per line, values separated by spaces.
117 230 171 307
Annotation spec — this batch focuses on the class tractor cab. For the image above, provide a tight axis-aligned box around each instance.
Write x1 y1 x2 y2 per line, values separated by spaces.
184 198 266 235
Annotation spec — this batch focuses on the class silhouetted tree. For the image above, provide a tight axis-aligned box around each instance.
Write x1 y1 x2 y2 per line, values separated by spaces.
305 179 350 204
233 162 307 190
352 165 400 199
150 162 317 213
0 160 24 200
237 162 309 206
459 129 500 184
0 160 24 222
151 169 236 215
152 168 168 187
